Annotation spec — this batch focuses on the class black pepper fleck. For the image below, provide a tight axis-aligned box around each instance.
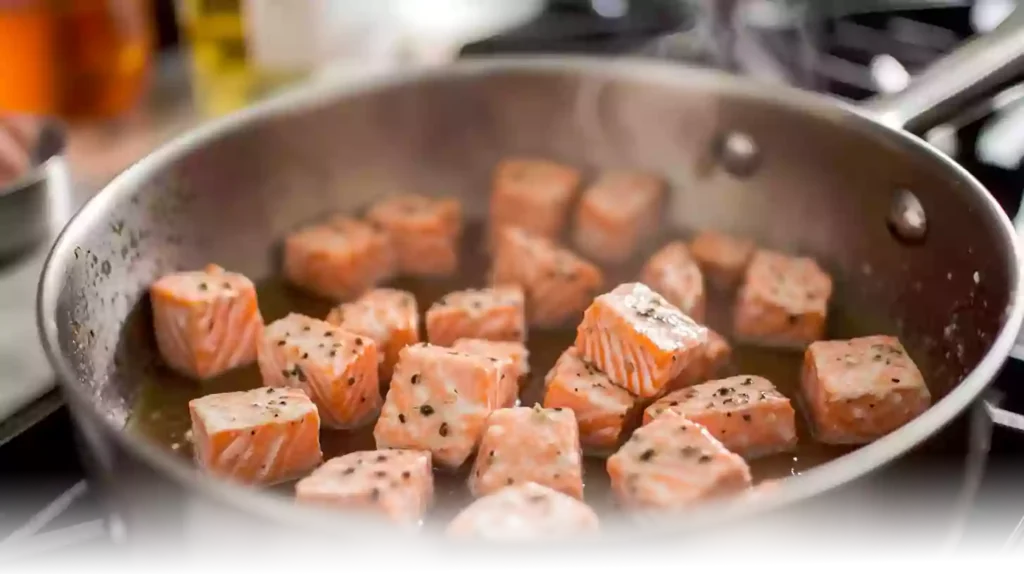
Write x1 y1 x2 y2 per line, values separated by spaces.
891 378 900 383
439 422 449 437
420 405 435 416
741 378 752 386
302 352 308 359
398 414 406 423
639 448 656 462
506 478 515 485
698 455 712 464
348 377 355 386
376 454 388 463
198 283 208 291
355 337 363 345
277 340 286 347
742 414 752 422
343 468 356 475
411 374 420 385
401 471 411 480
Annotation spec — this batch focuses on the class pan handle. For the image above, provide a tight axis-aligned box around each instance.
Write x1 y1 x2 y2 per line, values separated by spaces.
860 5 1024 134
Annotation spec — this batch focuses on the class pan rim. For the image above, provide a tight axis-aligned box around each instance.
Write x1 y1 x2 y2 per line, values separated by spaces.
35 55 1024 547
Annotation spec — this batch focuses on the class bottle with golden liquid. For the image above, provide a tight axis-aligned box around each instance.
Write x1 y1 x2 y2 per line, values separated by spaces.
174 0 319 117
0 0 154 121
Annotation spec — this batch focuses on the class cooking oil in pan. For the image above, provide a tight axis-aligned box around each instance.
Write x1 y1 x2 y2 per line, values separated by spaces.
128 223 885 520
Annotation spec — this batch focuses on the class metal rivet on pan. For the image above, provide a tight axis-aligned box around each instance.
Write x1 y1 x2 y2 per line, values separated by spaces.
887 189 928 243
716 131 760 177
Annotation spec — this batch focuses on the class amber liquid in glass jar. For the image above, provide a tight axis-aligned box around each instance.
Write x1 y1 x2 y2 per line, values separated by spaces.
0 0 154 121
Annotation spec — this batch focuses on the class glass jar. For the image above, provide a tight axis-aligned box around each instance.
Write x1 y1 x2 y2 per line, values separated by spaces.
0 0 155 122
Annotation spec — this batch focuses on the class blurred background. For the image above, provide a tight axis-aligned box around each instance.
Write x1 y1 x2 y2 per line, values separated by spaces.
3 0 1024 558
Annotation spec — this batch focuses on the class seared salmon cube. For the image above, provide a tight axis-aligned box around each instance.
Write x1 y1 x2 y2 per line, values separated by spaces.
607 412 752 510
690 230 756 290
425 286 526 347
446 481 599 541
469 405 584 499
542 348 639 455
295 449 434 526
374 343 504 469
643 375 797 459
366 194 462 277
572 171 665 264
733 250 833 349
283 217 395 301
641 241 706 323
257 313 382 430
664 328 733 393
452 338 530 408
325 288 419 383
490 227 603 328
189 387 322 485
150 264 264 380
575 282 707 399
490 157 581 244
801 335 931 445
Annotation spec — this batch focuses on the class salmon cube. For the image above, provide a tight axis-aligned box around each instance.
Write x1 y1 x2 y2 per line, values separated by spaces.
575 282 707 399
664 328 733 393
150 264 264 380
572 171 665 264
490 157 581 244
257 313 382 430
643 375 798 459
468 405 584 499
733 250 834 349
801 335 931 445
295 449 434 526
425 286 526 347
366 194 462 277
447 481 599 541
607 412 752 510
374 343 504 469
452 338 530 408
690 230 756 290
641 241 706 323
325 288 419 383
490 227 603 328
188 387 322 485
542 348 639 455
283 217 395 301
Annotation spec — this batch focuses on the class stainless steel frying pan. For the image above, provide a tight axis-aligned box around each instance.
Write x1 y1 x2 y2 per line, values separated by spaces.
34 8 1024 559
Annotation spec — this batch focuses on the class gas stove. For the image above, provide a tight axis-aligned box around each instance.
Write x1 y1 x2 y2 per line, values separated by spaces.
3 0 1024 562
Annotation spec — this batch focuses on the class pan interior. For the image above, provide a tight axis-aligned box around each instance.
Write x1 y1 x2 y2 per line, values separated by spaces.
47 60 1016 524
